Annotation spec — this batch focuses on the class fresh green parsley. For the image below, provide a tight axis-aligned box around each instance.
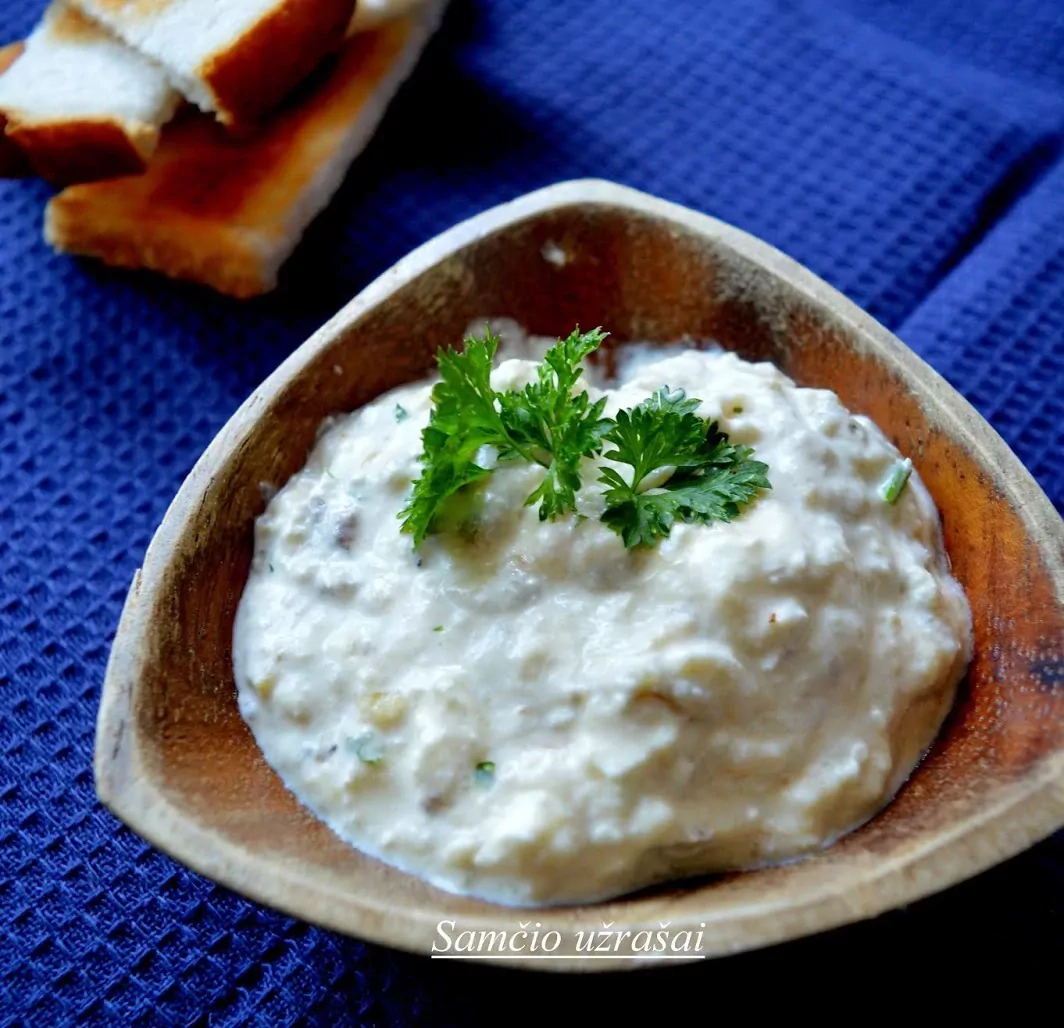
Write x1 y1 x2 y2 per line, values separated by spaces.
498 326 612 520
398 327 770 550
474 760 496 786
398 326 611 544
598 387 771 549
395 403 409 422
880 457 912 505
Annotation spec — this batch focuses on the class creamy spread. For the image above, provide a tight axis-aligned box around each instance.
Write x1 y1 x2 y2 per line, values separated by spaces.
233 326 972 906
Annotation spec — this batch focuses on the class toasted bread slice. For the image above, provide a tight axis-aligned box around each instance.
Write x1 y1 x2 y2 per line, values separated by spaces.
46 2 446 298
0 41 30 177
0 2 179 184
72 0 356 127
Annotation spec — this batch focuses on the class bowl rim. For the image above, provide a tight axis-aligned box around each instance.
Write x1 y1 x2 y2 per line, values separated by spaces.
94 178 1064 970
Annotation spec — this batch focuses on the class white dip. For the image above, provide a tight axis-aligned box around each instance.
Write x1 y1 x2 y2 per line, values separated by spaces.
233 329 972 906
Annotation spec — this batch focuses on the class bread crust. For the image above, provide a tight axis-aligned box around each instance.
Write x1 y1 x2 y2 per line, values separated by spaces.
201 0 356 126
8 115 149 183
0 41 31 177
46 181 268 297
0 39 24 74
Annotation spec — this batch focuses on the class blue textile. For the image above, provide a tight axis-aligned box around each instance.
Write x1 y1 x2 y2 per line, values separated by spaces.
1 0 1063 1021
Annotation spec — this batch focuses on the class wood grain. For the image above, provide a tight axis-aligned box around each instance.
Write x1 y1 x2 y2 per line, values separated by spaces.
94 180 1064 969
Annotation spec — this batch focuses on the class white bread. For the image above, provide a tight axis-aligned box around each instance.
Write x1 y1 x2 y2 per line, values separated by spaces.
0 41 30 177
71 0 356 127
0 2 179 184
46 1 447 298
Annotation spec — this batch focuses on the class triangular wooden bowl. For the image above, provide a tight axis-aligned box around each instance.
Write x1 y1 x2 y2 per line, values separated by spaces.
95 180 1064 970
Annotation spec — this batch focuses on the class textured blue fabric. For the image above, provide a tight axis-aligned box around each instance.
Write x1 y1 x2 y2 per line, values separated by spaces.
900 158 1064 512
838 0 1064 91
1 0 1063 1022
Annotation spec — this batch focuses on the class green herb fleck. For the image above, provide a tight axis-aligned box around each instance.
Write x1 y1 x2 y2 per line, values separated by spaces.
394 404 408 422
433 624 444 632
732 405 743 414
474 760 496 786
347 732 385 765
599 386 770 549
880 457 913 505
268 562 275 573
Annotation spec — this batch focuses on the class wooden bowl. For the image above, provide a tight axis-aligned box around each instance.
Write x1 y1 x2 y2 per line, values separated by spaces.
95 180 1064 969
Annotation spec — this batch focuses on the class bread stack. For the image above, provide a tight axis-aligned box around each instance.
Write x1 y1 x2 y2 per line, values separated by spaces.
0 0 445 296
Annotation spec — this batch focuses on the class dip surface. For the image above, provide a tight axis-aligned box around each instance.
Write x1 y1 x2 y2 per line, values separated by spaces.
233 333 972 906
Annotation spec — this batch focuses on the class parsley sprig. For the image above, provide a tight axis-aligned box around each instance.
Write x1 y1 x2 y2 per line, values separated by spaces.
399 327 611 544
497 327 611 520
398 327 770 549
599 387 771 548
